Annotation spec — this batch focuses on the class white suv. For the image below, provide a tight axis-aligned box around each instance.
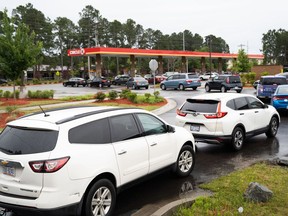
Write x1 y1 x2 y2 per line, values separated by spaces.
0 106 196 216
175 93 280 151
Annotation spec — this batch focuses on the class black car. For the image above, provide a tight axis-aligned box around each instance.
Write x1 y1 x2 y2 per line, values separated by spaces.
112 75 130 85
0 79 8 85
89 77 111 88
63 77 87 87
205 74 243 93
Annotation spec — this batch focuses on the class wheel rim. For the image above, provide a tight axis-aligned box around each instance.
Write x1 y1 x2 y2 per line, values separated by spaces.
178 150 193 173
205 85 209 91
234 130 243 148
179 85 184 90
91 186 112 216
271 118 278 135
221 87 225 92
161 85 165 90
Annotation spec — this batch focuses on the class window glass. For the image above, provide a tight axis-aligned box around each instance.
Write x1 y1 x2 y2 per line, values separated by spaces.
179 75 186 79
69 118 110 144
110 115 140 142
182 99 218 113
234 97 249 110
188 74 199 79
172 75 179 80
246 97 263 109
137 114 166 136
0 126 58 155
226 99 236 110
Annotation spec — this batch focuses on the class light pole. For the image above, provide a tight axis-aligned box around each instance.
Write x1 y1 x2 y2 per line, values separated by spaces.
183 31 188 73
208 35 212 77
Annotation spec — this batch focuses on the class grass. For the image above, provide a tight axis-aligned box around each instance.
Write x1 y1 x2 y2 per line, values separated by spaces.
174 162 288 216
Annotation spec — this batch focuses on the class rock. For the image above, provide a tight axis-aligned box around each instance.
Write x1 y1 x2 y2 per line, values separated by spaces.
244 182 273 203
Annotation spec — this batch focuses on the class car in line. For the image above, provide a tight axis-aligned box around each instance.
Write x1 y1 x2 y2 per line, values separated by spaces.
160 73 201 91
161 71 179 80
204 74 243 93
112 75 130 85
276 72 288 82
0 79 8 85
89 76 111 88
271 84 288 111
144 74 164 84
175 93 280 151
198 72 218 80
0 106 196 216
126 77 149 89
256 75 287 100
63 77 87 87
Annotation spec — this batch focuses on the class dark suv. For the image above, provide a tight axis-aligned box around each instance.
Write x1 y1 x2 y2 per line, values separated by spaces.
205 74 243 93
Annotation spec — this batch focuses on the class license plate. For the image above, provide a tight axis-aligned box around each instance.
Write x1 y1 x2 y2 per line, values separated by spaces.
190 125 200 132
2 166 16 177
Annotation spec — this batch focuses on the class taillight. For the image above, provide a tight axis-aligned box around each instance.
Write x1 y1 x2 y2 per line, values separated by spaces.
176 108 187 117
204 101 227 118
29 157 70 173
226 77 230 84
204 112 227 119
186 79 192 84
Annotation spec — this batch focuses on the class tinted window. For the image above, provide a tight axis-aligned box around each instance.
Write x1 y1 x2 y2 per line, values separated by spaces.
137 114 166 135
69 118 110 144
226 99 236 110
181 99 218 113
246 97 263 109
234 97 249 110
229 76 241 83
110 115 140 142
0 126 58 155
261 77 287 85
179 75 186 79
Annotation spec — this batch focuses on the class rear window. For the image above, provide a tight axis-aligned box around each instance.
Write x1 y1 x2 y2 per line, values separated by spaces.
261 77 287 85
228 76 241 83
181 99 218 113
0 126 58 155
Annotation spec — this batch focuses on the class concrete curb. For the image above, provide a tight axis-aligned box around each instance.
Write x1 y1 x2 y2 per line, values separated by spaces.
152 98 177 116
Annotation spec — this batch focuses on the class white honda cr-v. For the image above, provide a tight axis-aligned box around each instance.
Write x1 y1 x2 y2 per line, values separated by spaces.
0 106 196 216
175 93 280 151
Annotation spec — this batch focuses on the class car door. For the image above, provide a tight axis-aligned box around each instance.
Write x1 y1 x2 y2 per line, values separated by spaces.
234 97 255 134
209 76 223 89
136 113 176 173
246 96 270 131
110 114 149 184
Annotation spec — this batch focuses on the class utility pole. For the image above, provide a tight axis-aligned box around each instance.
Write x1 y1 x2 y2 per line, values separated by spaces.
238 44 245 50
208 35 212 75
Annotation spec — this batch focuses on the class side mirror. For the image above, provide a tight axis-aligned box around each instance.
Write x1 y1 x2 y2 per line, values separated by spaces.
167 125 175 133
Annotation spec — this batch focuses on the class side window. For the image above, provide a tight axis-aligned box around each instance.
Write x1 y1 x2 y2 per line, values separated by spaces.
136 113 167 136
172 75 179 80
69 118 110 144
234 97 249 110
226 99 236 110
110 114 140 142
179 75 186 79
246 96 264 109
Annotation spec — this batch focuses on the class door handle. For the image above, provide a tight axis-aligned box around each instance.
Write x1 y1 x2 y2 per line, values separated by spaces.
150 143 157 146
240 113 244 115
255 111 259 113
118 150 127 155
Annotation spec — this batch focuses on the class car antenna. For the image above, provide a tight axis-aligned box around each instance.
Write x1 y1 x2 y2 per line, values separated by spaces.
39 105 49 117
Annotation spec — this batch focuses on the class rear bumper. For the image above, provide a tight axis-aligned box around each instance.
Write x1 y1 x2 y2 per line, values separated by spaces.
194 134 232 144
0 201 81 216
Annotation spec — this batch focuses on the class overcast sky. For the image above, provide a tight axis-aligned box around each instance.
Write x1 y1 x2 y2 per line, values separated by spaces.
1 0 287 54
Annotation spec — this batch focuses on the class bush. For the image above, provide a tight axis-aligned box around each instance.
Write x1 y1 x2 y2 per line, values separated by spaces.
153 91 160 98
94 92 106 101
108 90 118 100
0 90 3 98
127 92 137 103
119 89 131 99
27 90 54 99
3 91 11 99
144 93 151 102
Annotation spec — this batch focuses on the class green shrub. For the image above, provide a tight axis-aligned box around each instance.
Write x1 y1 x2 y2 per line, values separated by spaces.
94 92 106 101
261 71 270 76
27 90 54 99
0 90 3 97
15 90 20 99
127 92 137 103
3 91 11 99
5 106 18 114
144 93 151 102
32 79 41 85
119 89 131 99
153 91 160 98
108 90 118 100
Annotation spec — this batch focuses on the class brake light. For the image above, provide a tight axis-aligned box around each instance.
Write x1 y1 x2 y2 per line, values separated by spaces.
186 79 192 84
204 101 227 119
29 157 70 173
226 77 230 84
176 109 187 117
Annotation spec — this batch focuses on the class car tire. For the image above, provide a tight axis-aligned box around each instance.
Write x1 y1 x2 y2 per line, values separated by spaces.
132 84 136 90
145 86 149 89
205 85 211 92
63 83 67 87
265 116 279 138
236 90 242 93
221 86 226 93
174 145 195 177
76 83 79 87
160 84 166 90
83 179 116 216
179 84 185 91
231 127 244 151
193 87 197 90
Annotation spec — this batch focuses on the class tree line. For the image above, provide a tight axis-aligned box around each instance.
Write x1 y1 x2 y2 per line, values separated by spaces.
0 3 287 79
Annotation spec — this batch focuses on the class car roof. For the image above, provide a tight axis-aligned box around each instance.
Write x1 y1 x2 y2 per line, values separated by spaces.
7 106 145 129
